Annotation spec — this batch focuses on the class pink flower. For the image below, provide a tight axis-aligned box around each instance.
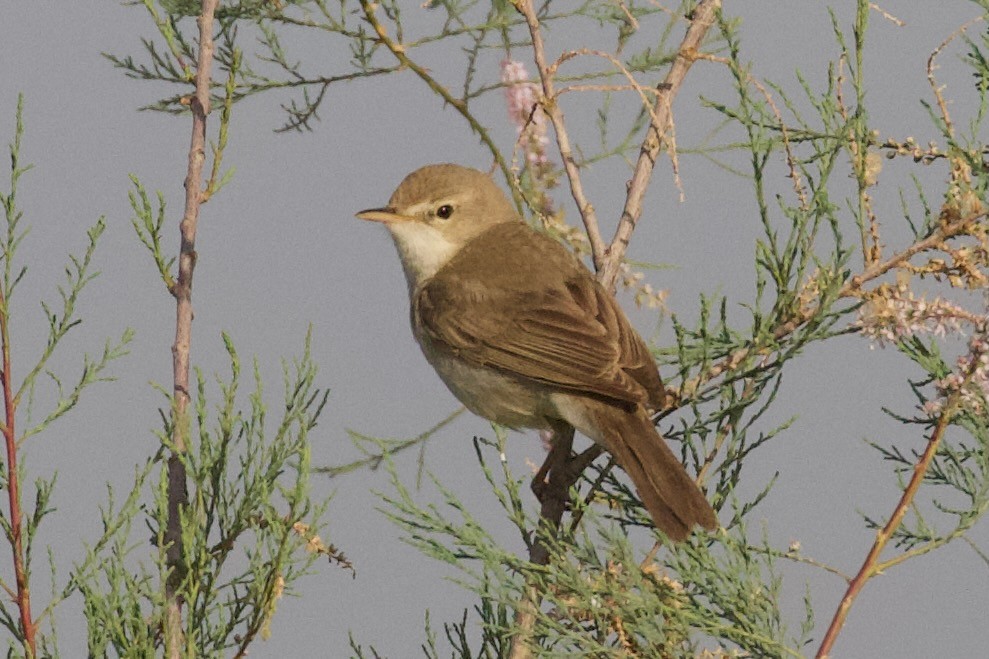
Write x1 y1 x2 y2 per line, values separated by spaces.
501 59 550 167
927 332 989 414
854 290 989 415
854 292 968 347
538 428 554 452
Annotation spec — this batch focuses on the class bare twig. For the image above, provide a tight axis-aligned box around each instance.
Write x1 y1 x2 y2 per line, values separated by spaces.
164 0 219 656
868 3 905 27
512 0 609 270
505 2 723 652
0 96 38 657
599 0 722 289
549 49 667 140
358 1 519 209
552 47 690 205
926 15 986 139
815 370 975 658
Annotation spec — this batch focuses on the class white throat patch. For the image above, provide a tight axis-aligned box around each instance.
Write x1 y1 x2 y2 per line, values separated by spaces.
387 221 460 291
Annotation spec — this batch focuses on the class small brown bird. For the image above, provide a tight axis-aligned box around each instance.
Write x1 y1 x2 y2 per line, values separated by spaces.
357 164 717 540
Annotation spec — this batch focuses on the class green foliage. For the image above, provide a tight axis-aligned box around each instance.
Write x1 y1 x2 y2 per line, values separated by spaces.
129 175 175 290
106 0 989 656
0 95 133 656
324 1 989 655
74 329 343 656
352 437 811 657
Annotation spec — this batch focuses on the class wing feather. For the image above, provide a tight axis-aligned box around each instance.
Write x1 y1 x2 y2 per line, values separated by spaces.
413 223 665 410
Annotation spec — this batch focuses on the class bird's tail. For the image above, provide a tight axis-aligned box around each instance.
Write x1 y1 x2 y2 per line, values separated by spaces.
585 403 718 541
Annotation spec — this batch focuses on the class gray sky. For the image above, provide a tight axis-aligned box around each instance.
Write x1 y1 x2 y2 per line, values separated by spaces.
2 2 988 656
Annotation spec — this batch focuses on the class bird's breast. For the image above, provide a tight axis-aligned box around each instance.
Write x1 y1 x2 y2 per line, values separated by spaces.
415 333 555 430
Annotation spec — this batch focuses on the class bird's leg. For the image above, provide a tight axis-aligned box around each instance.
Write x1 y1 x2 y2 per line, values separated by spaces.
565 444 603 481
528 422 575 569
531 427 605 504
530 423 574 503
516 427 597 659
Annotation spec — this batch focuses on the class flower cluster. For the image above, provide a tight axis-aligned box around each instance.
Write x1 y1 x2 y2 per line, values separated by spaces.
855 283 989 414
619 262 668 309
501 59 550 167
881 135 945 165
854 288 969 347
925 332 989 414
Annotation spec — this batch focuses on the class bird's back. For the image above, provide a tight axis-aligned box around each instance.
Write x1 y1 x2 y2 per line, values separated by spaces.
418 221 667 412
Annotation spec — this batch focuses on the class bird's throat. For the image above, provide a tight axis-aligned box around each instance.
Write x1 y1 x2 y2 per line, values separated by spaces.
387 221 461 293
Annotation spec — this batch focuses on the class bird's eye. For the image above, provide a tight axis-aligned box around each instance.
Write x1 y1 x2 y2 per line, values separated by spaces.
436 204 454 219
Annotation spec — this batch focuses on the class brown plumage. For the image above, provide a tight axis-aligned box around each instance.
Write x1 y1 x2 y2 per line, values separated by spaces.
358 164 717 540
414 222 665 410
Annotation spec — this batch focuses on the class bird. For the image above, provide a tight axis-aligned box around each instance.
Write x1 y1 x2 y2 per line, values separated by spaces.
356 163 717 541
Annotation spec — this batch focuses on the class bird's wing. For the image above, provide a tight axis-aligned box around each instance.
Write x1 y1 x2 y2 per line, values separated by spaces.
414 242 664 410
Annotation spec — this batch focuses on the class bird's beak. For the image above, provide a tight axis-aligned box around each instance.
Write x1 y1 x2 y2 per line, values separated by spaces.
355 207 414 223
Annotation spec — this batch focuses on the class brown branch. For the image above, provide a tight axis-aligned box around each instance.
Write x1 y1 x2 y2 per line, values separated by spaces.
510 424 575 658
358 1 519 209
512 0 608 271
815 376 971 658
164 1 219 656
599 0 722 289
926 16 985 140
505 2 722 652
682 212 979 398
0 248 34 657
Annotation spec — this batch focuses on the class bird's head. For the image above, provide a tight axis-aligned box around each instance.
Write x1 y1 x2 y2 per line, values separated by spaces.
356 164 518 289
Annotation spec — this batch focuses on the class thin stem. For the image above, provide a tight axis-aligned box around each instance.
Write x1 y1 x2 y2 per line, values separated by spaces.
358 1 518 208
599 0 722 290
815 370 975 658
0 258 34 657
512 0 608 271
164 0 219 656
0 95 35 658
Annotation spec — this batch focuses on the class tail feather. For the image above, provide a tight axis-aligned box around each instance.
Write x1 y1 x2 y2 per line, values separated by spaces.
584 404 717 541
